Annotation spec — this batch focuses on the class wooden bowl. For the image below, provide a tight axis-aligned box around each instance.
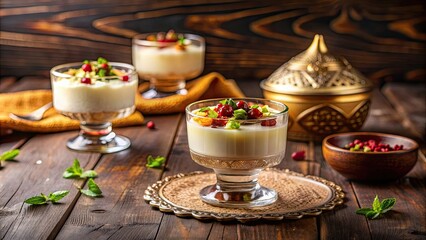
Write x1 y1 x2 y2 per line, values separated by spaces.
322 132 419 181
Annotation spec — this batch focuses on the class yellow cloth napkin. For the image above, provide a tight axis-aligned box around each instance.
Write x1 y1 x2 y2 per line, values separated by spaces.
0 72 244 132
136 72 245 114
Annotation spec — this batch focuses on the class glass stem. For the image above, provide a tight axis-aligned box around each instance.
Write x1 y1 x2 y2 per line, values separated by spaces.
79 122 116 144
214 169 261 193
80 123 112 136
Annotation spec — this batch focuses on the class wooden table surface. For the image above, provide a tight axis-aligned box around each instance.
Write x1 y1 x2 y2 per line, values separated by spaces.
0 77 425 240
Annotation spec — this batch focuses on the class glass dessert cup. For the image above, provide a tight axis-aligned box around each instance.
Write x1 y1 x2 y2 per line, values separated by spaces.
186 98 289 208
50 62 138 153
132 32 205 99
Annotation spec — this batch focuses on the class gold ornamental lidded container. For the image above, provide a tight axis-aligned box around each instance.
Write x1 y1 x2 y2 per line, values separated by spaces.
260 34 373 141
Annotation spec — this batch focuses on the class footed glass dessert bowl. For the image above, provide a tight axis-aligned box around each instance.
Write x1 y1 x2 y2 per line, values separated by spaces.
50 58 138 153
133 30 205 98
186 98 289 208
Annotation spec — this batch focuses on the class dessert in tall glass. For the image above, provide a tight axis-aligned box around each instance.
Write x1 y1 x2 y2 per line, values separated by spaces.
186 98 289 208
51 58 138 153
133 30 205 98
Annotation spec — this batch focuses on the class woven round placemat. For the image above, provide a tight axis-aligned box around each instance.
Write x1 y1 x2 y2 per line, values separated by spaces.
144 168 344 222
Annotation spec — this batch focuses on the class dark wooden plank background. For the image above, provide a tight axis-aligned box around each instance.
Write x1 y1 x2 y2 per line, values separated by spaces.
1 0 425 85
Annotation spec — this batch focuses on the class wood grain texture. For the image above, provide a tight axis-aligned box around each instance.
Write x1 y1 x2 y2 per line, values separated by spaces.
1 77 425 239
382 83 426 140
0 132 102 240
56 115 182 240
1 0 425 84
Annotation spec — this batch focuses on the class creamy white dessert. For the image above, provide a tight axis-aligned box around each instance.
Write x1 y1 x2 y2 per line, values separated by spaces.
186 99 288 170
133 44 204 79
52 79 137 113
187 120 288 159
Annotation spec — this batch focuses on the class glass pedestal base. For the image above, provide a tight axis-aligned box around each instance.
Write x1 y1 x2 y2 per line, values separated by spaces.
142 88 188 99
67 123 131 153
199 169 278 208
67 132 131 153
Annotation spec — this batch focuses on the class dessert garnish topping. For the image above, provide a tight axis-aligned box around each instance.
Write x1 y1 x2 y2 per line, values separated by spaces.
147 30 187 50
24 191 70 205
63 158 98 179
64 57 129 84
356 195 396 219
192 98 278 129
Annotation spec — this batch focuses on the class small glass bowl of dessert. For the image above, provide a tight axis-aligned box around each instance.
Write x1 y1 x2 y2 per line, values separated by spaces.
132 30 205 98
186 98 289 208
50 57 138 153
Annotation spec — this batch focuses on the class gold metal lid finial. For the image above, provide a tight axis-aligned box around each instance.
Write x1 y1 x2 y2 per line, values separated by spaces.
307 34 328 54
260 35 373 95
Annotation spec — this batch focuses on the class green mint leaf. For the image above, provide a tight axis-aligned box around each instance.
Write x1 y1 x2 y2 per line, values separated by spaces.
24 196 48 205
372 195 381 212
80 179 102 197
146 155 166 168
63 159 95 179
97 57 108 64
81 170 98 178
225 119 240 129
87 178 102 195
233 109 247 120
380 198 396 213
357 195 396 219
227 99 237 109
80 189 101 197
48 190 70 203
63 167 80 178
366 211 380 219
356 208 373 215
0 149 20 161
219 99 237 109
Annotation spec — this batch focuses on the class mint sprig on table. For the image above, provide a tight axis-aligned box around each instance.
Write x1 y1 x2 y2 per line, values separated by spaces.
63 159 97 179
79 178 103 197
24 191 69 205
146 155 166 168
0 149 20 161
356 195 396 219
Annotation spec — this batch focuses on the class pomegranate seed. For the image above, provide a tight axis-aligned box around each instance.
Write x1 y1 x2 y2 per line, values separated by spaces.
82 64 92 72
100 63 109 69
214 103 223 113
349 142 355 148
81 77 91 84
261 119 276 126
122 75 129 81
236 101 249 111
146 121 155 129
248 108 263 119
354 139 361 144
291 151 306 161
218 104 233 117
212 118 227 127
